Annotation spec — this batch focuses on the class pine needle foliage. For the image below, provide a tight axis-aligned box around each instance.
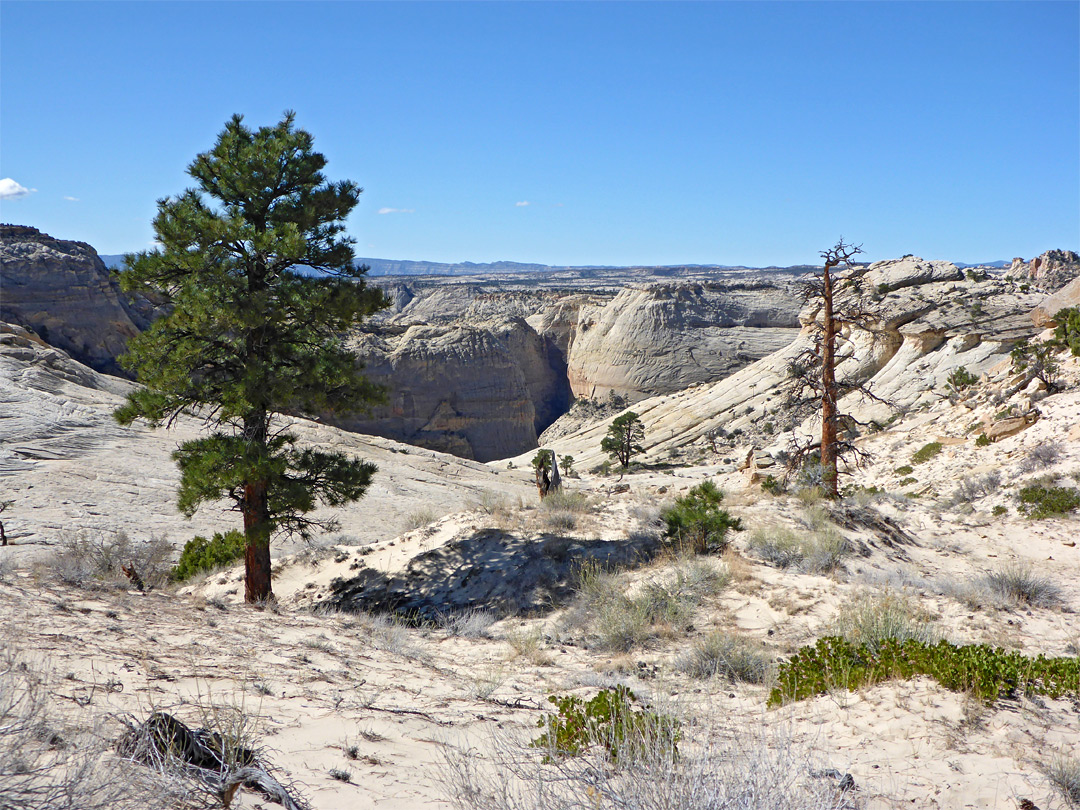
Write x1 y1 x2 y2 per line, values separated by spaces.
600 411 645 469
114 113 388 601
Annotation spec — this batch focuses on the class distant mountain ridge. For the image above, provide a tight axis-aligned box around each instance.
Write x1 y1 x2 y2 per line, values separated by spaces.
98 252 1013 276
99 253 819 276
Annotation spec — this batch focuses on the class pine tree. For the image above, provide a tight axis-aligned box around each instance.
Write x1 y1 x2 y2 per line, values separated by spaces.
114 113 389 602
601 412 645 469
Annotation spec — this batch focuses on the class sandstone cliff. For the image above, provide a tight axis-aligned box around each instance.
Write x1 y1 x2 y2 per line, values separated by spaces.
563 281 802 403
516 257 1049 469
333 318 571 462
0 225 150 376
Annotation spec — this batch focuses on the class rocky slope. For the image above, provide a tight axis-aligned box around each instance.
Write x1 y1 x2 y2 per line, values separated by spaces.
518 257 1055 469
0 225 155 375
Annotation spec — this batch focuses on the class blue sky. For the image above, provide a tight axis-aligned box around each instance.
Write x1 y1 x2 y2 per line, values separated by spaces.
1 1 1077 266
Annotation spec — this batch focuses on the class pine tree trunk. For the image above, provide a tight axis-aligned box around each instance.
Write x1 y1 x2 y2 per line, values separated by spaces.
820 261 839 499
242 408 273 603
243 479 273 603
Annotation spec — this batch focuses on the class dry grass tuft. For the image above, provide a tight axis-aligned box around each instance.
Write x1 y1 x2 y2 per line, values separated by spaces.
676 631 773 684
834 590 938 652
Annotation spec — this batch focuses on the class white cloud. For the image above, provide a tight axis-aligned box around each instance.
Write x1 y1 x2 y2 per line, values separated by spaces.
377 207 415 214
0 178 35 200
63 196 80 202
515 201 531 207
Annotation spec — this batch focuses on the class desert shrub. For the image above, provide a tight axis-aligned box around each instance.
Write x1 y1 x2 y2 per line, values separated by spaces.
894 465 914 476
946 366 979 394
747 526 848 574
1011 338 1061 392
439 715 853 810
910 442 943 465
541 489 591 513
572 560 726 652
982 562 1064 609
0 647 183 810
769 636 1080 707
1053 306 1080 357
834 591 937 653
899 477 917 486
532 687 679 764
760 474 783 495
992 505 1008 516
1045 753 1080 808
171 530 246 582
438 609 497 638
661 481 742 555
1018 484 1080 518
403 508 438 531
951 471 1001 504
1019 443 1062 473
48 530 173 589
975 433 991 447
677 631 772 683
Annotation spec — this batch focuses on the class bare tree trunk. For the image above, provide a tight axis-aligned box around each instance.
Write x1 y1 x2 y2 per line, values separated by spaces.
820 259 840 499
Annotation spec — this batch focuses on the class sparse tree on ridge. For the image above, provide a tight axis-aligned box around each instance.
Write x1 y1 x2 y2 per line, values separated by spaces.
601 412 645 469
114 112 389 602
784 239 892 499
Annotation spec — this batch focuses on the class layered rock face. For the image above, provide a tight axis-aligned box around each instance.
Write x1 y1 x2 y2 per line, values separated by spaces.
0 225 148 375
521 256 1050 469
333 318 571 461
563 281 802 403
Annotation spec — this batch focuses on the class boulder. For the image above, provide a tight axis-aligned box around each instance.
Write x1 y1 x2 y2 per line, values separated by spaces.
1031 276 1080 327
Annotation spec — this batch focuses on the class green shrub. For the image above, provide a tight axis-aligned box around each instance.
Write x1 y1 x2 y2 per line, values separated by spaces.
910 442 943 465
992 505 1008 516
171 530 246 581
894 465 914 476
1018 485 1080 519
975 433 991 447
532 686 679 764
947 366 979 393
760 474 783 495
1053 306 1080 357
899 477 917 486
769 636 1080 707
661 481 742 555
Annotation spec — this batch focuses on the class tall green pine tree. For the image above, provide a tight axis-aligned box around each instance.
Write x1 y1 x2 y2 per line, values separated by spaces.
115 113 388 602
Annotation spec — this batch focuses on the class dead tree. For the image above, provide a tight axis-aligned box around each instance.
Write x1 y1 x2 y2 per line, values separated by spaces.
531 449 562 499
783 239 894 498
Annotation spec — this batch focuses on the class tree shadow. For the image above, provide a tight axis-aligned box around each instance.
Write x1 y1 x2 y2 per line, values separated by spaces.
323 528 659 622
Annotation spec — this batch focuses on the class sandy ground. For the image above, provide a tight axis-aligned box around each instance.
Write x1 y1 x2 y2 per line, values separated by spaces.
2 338 1079 809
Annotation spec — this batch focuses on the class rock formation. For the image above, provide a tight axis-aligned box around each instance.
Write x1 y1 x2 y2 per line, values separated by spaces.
518 256 1048 469
562 281 803 403
334 318 571 462
1008 249 1080 291
0 225 153 375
